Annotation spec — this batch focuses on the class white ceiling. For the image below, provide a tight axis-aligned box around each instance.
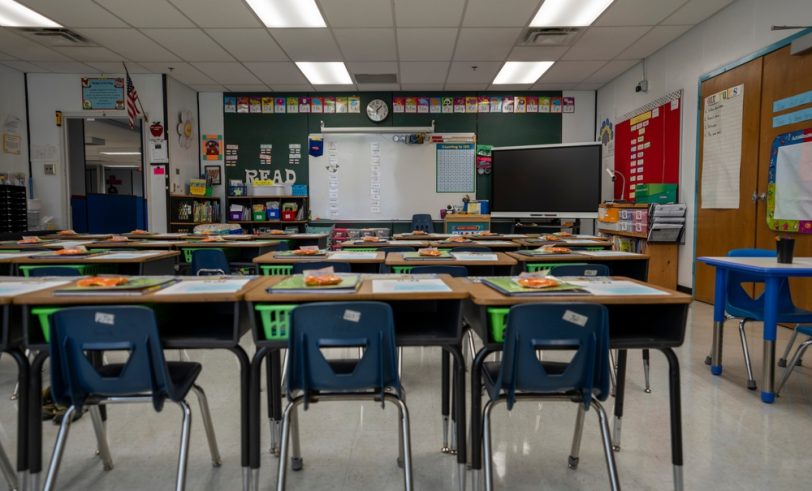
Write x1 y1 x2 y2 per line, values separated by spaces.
0 0 735 92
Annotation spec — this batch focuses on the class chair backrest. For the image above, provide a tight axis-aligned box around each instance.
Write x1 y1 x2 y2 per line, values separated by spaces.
26 266 84 277
549 264 610 277
50 306 177 411
493 303 610 410
725 248 794 314
191 249 230 276
292 261 351 274
449 246 492 253
410 214 433 233
275 241 289 252
379 246 416 254
287 302 400 408
409 265 468 277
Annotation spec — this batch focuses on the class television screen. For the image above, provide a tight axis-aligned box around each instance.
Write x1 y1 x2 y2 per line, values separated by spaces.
491 143 602 216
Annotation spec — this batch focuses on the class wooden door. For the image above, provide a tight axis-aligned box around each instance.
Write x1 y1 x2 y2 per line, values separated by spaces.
755 45 812 309
694 58 764 303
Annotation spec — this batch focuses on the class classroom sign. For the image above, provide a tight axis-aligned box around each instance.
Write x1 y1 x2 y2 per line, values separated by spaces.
81 78 125 110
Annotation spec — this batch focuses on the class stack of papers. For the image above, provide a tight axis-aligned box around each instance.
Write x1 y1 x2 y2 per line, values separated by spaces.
156 278 252 295
329 252 378 260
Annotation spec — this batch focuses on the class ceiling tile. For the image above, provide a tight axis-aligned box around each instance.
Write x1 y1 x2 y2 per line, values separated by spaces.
334 28 397 61
319 0 393 27
663 0 734 25
536 61 606 84
0 50 17 61
397 28 458 61
192 62 262 84
86 62 149 73
617 25 691 59
167 0 263 28
312 84 357 92
17 0 129 27
354 83 400 91
575 83 602 90
191 84 225 92
140 62 216 84
93 0 195 28
486 83 532 91
463 0 541 27
582 59 640 84
141 29 234 61
532 83 571 90
594 0 688 26
78 29 180 62
399 61 449 84
446 61 502 84
225 84 270 92
561 26 650 61
394 0 465 27
1 61 46 72
52 46 122 62
347 61 398 74
37 61 95 73
269 29 342 61
243 62 308 84
400 83 442 91
507 46 569 61
454 28 522 61
444 83 488 90
0 30 72 61
206 29 288 62
269 84 313 92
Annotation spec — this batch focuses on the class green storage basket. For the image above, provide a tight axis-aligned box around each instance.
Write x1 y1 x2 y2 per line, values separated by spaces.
525 262 589 273
256 304 298 340
260 265 293 276
488 307 511 343
346 247 377 252
391 266 414 274
31 306 62 343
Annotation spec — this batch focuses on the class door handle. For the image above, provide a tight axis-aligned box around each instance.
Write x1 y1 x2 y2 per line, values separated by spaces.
759 192 767 201
751 191 758 203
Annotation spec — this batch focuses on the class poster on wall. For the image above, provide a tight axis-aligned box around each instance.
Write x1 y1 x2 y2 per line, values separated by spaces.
201 134 223 161
81 77 125 110
767 127 812 233
700 85 743 209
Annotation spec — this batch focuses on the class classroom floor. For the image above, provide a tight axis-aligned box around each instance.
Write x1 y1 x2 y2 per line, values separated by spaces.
0 301 811 490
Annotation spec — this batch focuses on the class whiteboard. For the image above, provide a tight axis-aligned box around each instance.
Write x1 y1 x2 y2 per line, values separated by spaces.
309 133 473 220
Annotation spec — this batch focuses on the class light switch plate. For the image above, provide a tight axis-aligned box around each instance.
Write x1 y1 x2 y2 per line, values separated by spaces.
44 163 56 175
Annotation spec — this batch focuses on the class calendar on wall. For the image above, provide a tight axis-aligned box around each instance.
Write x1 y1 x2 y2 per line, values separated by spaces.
436 143 475 193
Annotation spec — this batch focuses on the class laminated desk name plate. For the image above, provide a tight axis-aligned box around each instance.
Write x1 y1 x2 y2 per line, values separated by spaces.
0 278 72 297
450 252 498 261
328 251 379 260
155 277 253 295
371 278 452 293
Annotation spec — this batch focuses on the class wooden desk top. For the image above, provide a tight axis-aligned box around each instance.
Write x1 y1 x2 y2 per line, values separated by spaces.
43 233 113 240
253 251 385 264
338 240 430 248
0 277 75 305
174 240 281 248
13 275 263 305
393 233 533 241
8 250 179 265
255 233 329 240
244 275 469 302
0 240 97 250
428 240 519 249
460 277 691 306
513 238 613 248
506 251 650 263
384 252 517 267
88 240 182 249
123 233 188 240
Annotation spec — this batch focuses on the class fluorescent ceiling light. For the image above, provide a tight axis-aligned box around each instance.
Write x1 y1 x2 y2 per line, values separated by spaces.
530 0 614 27
493 61 554 85
100 151 141 156
0 0 61 27
245 0 326 28
296 62 352 85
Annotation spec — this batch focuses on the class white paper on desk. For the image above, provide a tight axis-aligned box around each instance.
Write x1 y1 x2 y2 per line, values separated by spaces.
329 252 378 260
371 279 451 293
154 278 251 295
562 238 601 244
567 279 668 296
0 280 71 297
473 240 512 246
391 240 427 246
97 251 163 260
577 250 642 257
51 240 94 248
451 252 498 261
134 241 181 245
0 251 47 259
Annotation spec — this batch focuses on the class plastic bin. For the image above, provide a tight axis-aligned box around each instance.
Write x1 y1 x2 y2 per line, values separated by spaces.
391 266 414 274
259 265 293 276
255 304 298 340
488 307 511 343
32 306 62 343
526 262 588 273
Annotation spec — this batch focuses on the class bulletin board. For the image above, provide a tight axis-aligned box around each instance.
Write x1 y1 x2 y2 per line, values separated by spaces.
613 90 682 200
767 127 812 233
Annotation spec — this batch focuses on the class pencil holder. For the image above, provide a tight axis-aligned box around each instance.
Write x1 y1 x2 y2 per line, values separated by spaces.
776 238 795 264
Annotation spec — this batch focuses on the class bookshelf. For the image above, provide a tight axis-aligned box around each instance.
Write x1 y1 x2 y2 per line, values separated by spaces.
168 195 221 233
225 195 309 233
0 184 27 233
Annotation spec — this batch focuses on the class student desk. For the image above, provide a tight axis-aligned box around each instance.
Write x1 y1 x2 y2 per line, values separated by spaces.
243 275 470 491
0 240 96 251
42 234 113 241
254 233 330 248
253 251 385 273
513 237 614 249
393 233 533 241
697 256 812 403
338 240 430 249
87 239 184 249
7 250 179 276
13 276 263 491
123 232 188 240
460 277 691 491
174 240 281 269
385 252 517 276
429 240 521 251
506 250 650 278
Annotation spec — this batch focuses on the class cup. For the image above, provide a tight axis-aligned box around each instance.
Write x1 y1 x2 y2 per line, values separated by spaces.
776 238 795 264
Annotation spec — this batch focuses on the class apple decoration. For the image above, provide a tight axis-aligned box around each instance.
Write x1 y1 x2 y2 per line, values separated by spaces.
149 121 163 138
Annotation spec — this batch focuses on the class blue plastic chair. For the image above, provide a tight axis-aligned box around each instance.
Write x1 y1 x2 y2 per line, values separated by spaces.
481 303 618 490
190 249 231 276
45 306 221 491
291 261 351 274
449 246 492 253
278 302 413 490
705 248 812 390
409 265 468 277
379 246 416 254
25 267 84 277
410 214 433 233
549 264 611 277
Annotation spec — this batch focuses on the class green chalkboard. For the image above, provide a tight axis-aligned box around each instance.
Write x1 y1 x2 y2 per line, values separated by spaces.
223 91 562 200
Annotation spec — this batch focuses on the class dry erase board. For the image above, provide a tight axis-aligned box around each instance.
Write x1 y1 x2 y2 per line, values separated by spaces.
309 134 474 220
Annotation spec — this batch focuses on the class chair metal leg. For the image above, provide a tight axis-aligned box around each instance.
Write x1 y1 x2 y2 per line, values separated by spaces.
737 320 757 390
609 350 617 397
43 405 76 491
568 404 586 469
398 347 403 378
0 440 18 491
89 406 114 470
778 326 800 368
776 340 812 395
276 399 301 491
466 330 477 371
642 350 651 394
175 400 192 491
592 398 621 491
290 404 302 471
482 399 497 491
191 385 222 467
392 397 414 491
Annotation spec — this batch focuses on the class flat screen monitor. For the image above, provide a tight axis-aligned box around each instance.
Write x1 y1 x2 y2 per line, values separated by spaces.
490 142 602 218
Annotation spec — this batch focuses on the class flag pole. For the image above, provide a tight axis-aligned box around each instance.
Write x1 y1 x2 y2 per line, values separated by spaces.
122 62 149 122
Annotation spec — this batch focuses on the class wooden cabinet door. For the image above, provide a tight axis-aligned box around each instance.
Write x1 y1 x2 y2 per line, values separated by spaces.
694 57 763 303
756 46 812 309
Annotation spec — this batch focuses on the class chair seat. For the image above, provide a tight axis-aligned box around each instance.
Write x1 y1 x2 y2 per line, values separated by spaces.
796 325 812 337
726 305 812 323
97 362 202 402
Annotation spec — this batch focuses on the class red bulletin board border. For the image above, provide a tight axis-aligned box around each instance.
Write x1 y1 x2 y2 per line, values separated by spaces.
614 91 682 200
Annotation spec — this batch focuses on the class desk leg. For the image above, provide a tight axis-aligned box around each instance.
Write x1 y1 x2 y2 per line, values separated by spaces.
761 277 780 404
612 350 628 452
445 345 467 491
711 268 728 376
27 352 48 491
441 349 451 453
249 346 271 491
269 351 283 456
8 348 29 490
659 348 683 491
470 346 497 491
227 346 252 491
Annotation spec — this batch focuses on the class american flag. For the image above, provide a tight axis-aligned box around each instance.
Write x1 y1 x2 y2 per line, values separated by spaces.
125 68 141 129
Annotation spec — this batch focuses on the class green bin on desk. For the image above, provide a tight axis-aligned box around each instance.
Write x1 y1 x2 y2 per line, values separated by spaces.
256 304 298 340
259 265 293 276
